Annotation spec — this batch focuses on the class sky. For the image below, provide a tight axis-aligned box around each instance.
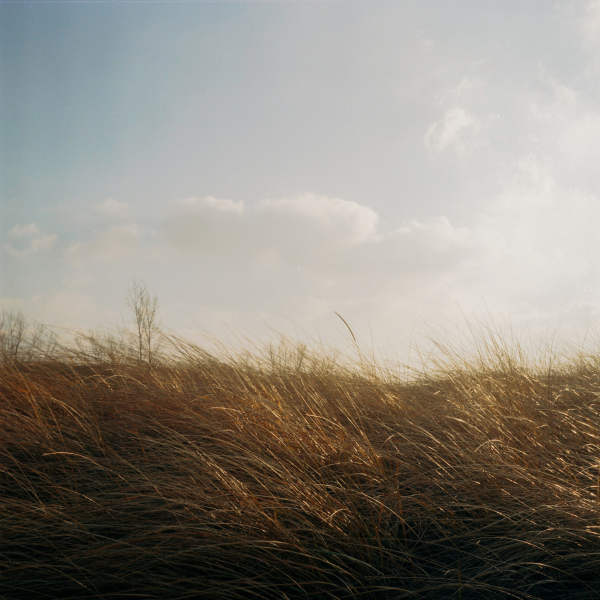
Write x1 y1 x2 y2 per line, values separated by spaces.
1 0 600 357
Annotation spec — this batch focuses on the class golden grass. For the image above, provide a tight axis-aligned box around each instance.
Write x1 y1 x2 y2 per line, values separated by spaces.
1 322 600 599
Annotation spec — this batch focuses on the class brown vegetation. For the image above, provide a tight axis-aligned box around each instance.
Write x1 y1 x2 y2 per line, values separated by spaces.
1 311 600 598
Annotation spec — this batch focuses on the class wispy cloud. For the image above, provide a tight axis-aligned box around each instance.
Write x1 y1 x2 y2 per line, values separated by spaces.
425 107 479 153
4 223 58 257
65 223 151 266
94 198 131 220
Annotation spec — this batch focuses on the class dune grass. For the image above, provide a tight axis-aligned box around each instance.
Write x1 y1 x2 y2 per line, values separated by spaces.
1 317 600 599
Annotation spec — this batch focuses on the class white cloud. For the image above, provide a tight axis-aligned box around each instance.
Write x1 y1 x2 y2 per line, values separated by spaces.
94 198 131 220
164 196 245 256
6 175 599 354
581 1 600 48
4 223 58 257
161 184 599 333
164 193 378 267
259 193 379 245
65 223 150 266
396 216 472 247
9 223 41 238
184 196 244 215
93 224 143 261
424 107 479 153
471 161 600 309
7 2 600 358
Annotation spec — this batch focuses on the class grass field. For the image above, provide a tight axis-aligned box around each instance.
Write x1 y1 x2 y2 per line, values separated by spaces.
1 313 600 599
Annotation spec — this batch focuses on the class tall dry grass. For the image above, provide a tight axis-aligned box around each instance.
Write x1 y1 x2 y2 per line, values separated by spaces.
1 316 600 599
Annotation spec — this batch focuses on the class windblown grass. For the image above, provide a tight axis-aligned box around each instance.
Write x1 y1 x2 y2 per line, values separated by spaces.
1 320 600 599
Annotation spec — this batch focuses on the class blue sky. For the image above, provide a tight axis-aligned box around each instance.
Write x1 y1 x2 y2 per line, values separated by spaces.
2 0 600 354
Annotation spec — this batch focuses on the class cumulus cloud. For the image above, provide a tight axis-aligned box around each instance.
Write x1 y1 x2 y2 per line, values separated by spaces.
161 184 598 320
3 223 58 257
7 175 598 353
164 196 245 256
10 72 600 350
156 192 455 331
259 194 379 245
191 196 244 215
164 193 378 268
180 176 599 344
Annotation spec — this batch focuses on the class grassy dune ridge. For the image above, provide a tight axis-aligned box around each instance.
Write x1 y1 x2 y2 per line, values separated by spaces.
1 316 600 599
